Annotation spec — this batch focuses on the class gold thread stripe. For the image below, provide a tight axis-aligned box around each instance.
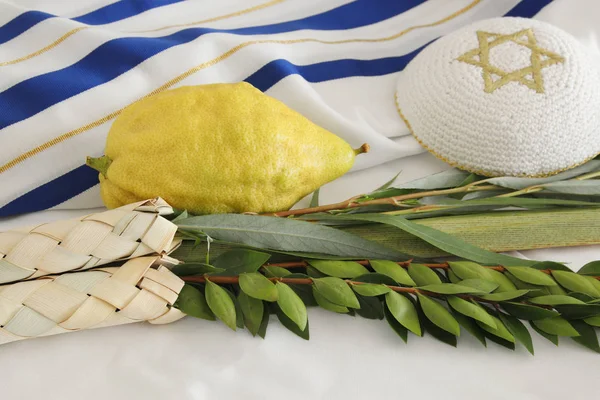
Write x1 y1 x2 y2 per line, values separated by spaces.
0 0 283 67
0 0 481 175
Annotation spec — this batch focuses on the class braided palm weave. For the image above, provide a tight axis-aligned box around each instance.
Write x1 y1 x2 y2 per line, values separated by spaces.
0 198 180 284
0 255 185 345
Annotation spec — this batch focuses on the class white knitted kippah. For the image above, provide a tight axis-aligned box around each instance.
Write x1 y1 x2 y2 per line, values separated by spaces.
396 17 600 177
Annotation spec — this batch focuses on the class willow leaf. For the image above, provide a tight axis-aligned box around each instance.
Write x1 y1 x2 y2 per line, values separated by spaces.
335 214 536 266
211 249 270 276
399 169 471 189
177 214 407 259
543 180 600 195
486 161 600 189
309 188 320 208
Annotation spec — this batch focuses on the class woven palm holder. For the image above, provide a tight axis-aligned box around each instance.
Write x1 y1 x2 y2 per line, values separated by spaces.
0 198 180 285
395 17 600 177
0 255 185 346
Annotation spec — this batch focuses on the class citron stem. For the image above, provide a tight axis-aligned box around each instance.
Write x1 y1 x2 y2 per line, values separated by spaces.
354 143 370 156
86 155 112 177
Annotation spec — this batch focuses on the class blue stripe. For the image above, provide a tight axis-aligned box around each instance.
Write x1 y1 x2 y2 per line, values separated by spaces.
0 0 555 216
0 0 185 45
0 0 425 131
505 0 553 17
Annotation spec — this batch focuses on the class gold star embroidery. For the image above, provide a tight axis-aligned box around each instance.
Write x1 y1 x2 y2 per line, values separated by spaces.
457 28 565 93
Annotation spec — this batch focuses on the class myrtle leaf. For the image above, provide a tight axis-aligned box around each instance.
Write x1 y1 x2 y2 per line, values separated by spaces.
570 320 600 353
351 283 391 297
238 291 264 336
276 282 308 330
506 267 557 286
385 291 422 336
212 249 271 276
530 321 559 345
532 317 580 337
499 313 534 355
486 269 518 292
408 264 442 286
353 273 398 286
275 305 309 340
451 310 487 347
239 272 278 301
355 295 384 320
477 315 515 343
529 261 572 272
205 280 237 330
384 302 408 343
551 270 600 298
529 295 585 306
257 305 270 339
447 270 461 284
479 290 530 302
447 296 496 328
174 284 215 321
417 294 460 336
418 283 483 295
312 287 349 313
307 260 369 278
448 261 493 280
583 315 600 327
553 304 600 319
313 277 360 309
500 302 559 320
262 266 292 278
455 279 499 294
578 261 600 276
370 260 416 286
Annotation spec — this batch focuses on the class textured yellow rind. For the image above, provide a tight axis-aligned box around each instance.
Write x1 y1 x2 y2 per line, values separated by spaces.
0 256 185 346
0 197 179 285
101 82 355 214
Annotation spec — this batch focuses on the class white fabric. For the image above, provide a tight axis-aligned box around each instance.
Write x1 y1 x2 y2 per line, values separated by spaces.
396 17 600 177
0 0 599 399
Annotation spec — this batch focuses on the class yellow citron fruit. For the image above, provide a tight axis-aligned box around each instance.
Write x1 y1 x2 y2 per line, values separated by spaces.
87 83 367 214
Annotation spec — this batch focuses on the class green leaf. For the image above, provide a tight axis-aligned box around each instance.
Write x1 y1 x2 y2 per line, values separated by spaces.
421 312 458 347
417 294 460 336
335 214 537 266
570 320 600 353
211 249 271 276
385 291 422 336
177 214 408 259
369 260 416 286
373 172 402 192
505 274 550 296
408 264 442 286
551 270 600 298
171 263 224 276
543 180 600 195
285 273 317 307
312 287 349 313
447 270 461 284
262 266 292 278
418 283 483 295
238 291 264 336
506 267 557 286
451 310 487 347
499 313 534 355
477 315 515 343
529 295 585 305
479 290 531 302
532 317 580 337
447 296 496 328
457 279 499 294
351 283 391 297
448 261 493 280
257 306 269 338
400 169 471 189
173 284 215 321
384 302 408 343
553 304 600 319
275 305 309 340
306 266 326 279
569 292 596 303
276 282 308 330
530 321 559 345
307 260 369 278
205 280 237 330
309 188 320 208
353 273 398 286
486 269 517 292
530 261 572 272
239 272 278 301
171 209 189 223
500 302 559 320
313 277 360 309
486 161 600 189
355 295 384 320
578 261 600 276
583 315 600 327
223 288 244 329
